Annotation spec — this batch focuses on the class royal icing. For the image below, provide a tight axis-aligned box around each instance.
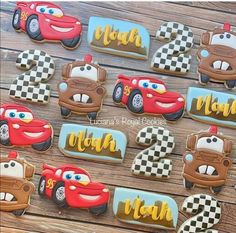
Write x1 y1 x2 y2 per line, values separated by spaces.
113 187 178 229
187 87 236 128
88 17 150 60
113 74 185 121
182 126 233 194
58 55 107 120
12 2 82 49
58 124 127 163
39 164 110 214
198 23 236 89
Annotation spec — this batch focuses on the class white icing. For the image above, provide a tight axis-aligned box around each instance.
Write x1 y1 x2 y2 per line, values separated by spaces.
211 33 236 49
5 109 33 121
138 80 166 92
0 160 24 178
62 171 90 183
36 5 63 17
196 136 224 153
70 64 98 81
0 108 4 116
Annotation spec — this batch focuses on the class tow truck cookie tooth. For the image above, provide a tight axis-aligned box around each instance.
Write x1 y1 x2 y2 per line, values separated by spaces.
198 23 236 89
182 126 233 194
0 103 53 151
112 74 185 121
12 2 82 49
38 164 110 215
58 54 107 120
113 187 178 230
0 151 35 216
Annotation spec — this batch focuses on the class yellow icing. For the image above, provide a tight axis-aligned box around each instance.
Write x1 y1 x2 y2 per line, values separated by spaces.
68 131 117 153
196 95 236 117
94 25 142 47
123 197 173 222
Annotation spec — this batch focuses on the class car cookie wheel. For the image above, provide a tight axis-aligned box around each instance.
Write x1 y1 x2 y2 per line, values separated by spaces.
127 89 144 114
89 203 108 215
60 107 72 118
112 83 124 103
163 108 184 121
0 121 11 146
52 181 68 208
38 176 46 197
31 137 52 151
12 209 26 216
26 15 43 41
183 178 194 189
211 186 222 194
225 80 236 89
199 74 210 85
61 36 81 49
87 112 98 121
12 9 21 30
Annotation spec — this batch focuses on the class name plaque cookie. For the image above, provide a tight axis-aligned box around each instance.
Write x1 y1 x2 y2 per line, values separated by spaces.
187 87 236 128
87 17 150 60
58 124 127 163
113 187 178 230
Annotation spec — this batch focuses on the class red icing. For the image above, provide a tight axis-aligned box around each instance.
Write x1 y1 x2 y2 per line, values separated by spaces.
40 164 110 211
209 125 218 134
223 23 231 31
84 54 93 63
0 103 52 151
8 151 18 159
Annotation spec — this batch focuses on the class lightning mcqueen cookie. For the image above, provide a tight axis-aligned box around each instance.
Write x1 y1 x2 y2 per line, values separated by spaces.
38 164 110 215
112 75 185 121
12 2 82 49
0 103 53 151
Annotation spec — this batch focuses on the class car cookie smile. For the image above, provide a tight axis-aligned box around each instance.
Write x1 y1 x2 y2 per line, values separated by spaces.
0 192 15 201
196 165 218 175
156 102 175 108
24 132 44 138
72 94 90 103
51 25 73 33
79 194 100 201
212 61 232 71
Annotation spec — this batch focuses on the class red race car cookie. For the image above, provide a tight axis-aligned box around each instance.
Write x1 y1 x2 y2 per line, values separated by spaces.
0 103 53 151
38 164 110 215
12 2 82 49
112 75 185 121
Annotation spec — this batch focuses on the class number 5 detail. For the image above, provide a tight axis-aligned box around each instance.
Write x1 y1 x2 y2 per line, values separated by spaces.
131 126 175 178
9 49 55 104
151 22 194 74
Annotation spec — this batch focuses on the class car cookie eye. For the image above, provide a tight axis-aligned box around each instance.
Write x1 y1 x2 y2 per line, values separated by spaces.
226 33 231 39
19 113 25 119
150 82 166 93
40 7 46 13
219 34 224 39
86 65 92 70
152 83 158 89
74 174 81 181
62 171 75 180
48 9 54 14
143 82 149 88
5 110 17 118
0 161 24 178
73 174 90 184
80 66 85 71
196 136 224 153
47 8 63 17
211 33 236 49
139 80 150 88
9 112 16 118
17 112 33 121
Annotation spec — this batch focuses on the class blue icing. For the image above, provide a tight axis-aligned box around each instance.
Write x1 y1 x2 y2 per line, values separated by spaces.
87 16 150 58
58 124 127 162
185 153 193 162
200 49 209 57
187 87 236 128
59 82 68 91
113 187 178 229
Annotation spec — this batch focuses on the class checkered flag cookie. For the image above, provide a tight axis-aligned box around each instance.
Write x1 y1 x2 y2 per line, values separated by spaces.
131 126 175 178
9 50 55 104
178 194 221 233
151 22 194 73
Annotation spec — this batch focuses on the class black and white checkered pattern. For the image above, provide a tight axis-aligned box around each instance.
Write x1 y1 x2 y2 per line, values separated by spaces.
151 22 194 73
9 50 55 104
131 126 175 178
178 194 221 233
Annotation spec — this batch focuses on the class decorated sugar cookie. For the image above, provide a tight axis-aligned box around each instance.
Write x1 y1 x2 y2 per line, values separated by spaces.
58 124 127 163
12 2 82 49
113 74 185 121
9 49 55 104
0 103 53 151
87 17 150 60
38 164 110 215
0 151 35 216
151 22 194 74
113 187 178 229
132 126 175 178
182 126 232 194
198 23 236 89
178 194 221 233
58 54 107 120
187 87 236 128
